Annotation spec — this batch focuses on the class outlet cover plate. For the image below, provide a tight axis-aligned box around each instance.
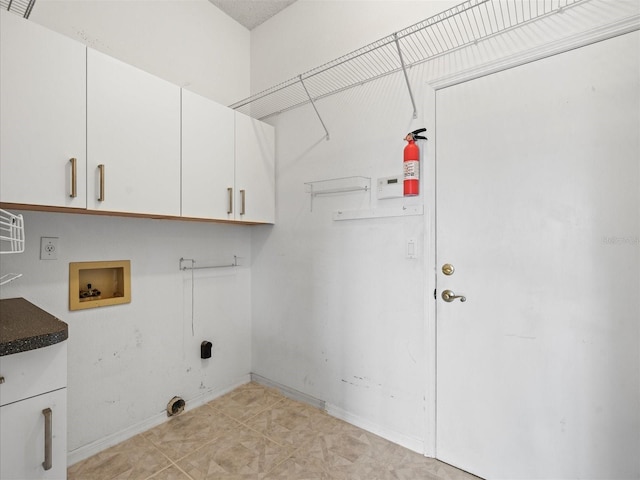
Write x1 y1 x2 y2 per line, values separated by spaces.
40 237 59 260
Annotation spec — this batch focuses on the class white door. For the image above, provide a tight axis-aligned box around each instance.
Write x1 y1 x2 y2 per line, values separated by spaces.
234 112 275 223
0 11 86 208
436 32 639 479
0 388 67 480
87 49 181 216
182 89 235 220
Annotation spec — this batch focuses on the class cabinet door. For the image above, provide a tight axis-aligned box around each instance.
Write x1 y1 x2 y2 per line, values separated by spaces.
0 11 86 208
181 90 235 220
0 388 67 480
87 49 180 216
234 113 275 223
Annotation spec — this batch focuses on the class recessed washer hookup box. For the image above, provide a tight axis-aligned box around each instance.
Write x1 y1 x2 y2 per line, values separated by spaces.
69 260 131 311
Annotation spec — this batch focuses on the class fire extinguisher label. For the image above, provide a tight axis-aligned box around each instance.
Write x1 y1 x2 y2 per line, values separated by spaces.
404 161 419 180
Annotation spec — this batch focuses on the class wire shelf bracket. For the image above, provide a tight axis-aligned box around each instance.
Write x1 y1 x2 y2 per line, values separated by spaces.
394 32 418 120
299 74 330 141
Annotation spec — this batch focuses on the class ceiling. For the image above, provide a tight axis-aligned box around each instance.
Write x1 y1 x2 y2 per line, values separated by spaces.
208 0 297 30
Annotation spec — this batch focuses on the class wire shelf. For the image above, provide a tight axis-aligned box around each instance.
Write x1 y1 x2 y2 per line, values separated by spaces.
0 208 25 255
230 0 586 120
0 208 25 286
1 0 36 18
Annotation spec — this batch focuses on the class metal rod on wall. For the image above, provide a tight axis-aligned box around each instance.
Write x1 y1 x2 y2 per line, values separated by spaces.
179 256 238 271
394 32 418 119
299 74 330 141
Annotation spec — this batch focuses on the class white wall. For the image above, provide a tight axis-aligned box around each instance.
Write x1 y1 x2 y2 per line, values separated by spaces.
31 0 250 105
0 211 253 459
249 0 454 454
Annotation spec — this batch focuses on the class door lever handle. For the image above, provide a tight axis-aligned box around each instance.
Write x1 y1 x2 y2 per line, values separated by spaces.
442 289 466 303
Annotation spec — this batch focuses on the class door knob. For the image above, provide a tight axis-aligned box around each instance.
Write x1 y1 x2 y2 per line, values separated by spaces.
442 289 466 303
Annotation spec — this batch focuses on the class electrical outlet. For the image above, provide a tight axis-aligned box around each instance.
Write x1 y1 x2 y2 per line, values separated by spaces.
40 237 59 260
407 238 417 259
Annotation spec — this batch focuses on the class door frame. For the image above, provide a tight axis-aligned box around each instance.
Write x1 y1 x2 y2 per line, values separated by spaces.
422 19 640 460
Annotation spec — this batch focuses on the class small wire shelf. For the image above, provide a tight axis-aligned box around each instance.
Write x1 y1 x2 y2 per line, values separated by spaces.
305 176 371 212
0 208 25 286
1 208 25 255
305 176 371 197
1 0 37 18
230 0 587 120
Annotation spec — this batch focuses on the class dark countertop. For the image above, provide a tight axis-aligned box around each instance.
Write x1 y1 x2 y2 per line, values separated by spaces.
0 298 68 356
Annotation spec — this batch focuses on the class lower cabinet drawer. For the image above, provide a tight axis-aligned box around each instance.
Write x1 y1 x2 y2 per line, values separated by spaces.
0 342 67 406
0 388 67 480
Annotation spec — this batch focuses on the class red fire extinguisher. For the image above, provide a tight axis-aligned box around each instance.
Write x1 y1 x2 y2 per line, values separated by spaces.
403 128 427 196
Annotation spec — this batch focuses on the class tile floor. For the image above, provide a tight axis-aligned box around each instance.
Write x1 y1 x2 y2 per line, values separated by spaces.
68 382 481 480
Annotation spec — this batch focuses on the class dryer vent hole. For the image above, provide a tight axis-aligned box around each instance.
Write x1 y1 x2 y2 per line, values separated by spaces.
167 396 185 417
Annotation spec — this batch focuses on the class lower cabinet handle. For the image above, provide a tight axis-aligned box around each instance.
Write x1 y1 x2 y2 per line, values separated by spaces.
227 187 233 215
98 164 105 202
69 158 77 198
42 408 52 471
240 189 246 216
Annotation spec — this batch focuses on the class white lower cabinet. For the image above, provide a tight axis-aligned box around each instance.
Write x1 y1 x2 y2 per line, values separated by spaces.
0 388 67 480
0 342 67 480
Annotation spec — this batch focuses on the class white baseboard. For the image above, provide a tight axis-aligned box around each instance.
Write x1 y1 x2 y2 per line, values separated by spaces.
325 403 426 456
249 374 427 457
250 373 325 410
67 374 250 466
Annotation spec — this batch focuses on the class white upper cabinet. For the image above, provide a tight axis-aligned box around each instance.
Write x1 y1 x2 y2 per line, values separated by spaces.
182 93 275 224
0 11 86 208
181 89 235 220
86 49 181 216
234 112 275 224
0 12 274 223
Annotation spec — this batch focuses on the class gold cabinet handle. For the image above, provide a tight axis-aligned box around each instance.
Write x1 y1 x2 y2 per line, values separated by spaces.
98 164 105 201
227 187 233 215
240 189 246 216
69 158 77 198
42 408 52 471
